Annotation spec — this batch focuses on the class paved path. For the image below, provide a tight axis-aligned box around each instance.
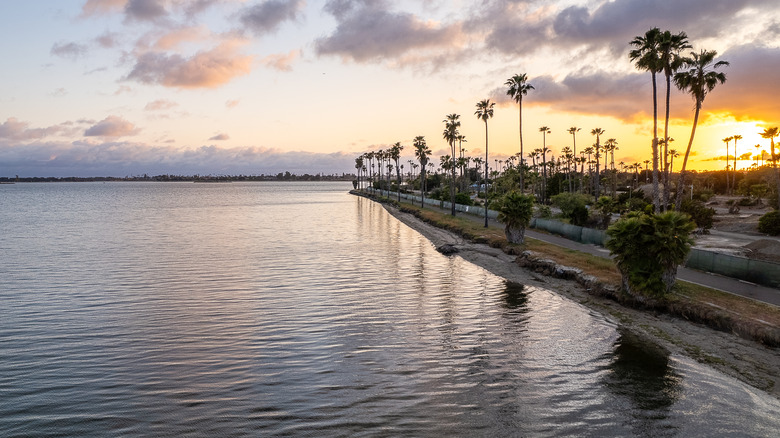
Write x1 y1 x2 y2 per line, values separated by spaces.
419 203 780 307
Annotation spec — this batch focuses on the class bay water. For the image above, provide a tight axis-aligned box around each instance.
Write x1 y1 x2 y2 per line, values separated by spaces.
1 181 778 436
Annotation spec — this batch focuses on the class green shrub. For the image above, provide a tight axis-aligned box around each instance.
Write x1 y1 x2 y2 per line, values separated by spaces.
534 204 552 218
738 197 756 206
758 210 780 235
455 192 473 206
551 192 589 220
571 205 589 226
495 191 535 244
606 211 695 299
680 199 715 231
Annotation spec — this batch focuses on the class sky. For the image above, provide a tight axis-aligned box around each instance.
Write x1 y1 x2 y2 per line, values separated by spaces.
1 0 779 177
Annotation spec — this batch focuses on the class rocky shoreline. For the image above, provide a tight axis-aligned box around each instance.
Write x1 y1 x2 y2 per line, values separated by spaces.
379 201 780 398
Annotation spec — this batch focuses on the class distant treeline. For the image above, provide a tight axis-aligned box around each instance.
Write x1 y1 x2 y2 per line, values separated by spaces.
0 172 357 183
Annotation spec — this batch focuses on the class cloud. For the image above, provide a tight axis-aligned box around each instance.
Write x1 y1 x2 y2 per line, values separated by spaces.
0 141 359 177
239 0 305 35
84 116 140 137
81 0 127 16
208 133 230 141
95 31 121 48
124 0 169 22
0 118 81 141
225 99 240 108
316 4 464 62
699 44 780 122
125 42 253 88
151 26 209 50
51 42 89 60
261 50 300 71
144 99 178 110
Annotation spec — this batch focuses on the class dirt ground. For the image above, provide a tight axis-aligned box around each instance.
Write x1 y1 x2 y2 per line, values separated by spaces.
694 195 780 263
382 203 780 399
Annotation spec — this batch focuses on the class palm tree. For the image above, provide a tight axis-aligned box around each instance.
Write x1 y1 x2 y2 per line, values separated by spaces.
414 136 431 208
604 138 619 196
658 30 691 192
506 74 534 191
567 127 581 190
733 134 742 178
760 127 779 207
442 114 461 215
389 142 404 202
495 191 534 244
475 99 495 227
539 126 551 202
355 155 364 190
591 128 605 197
723 136 733 194
668 149 680 174
630 27 663 211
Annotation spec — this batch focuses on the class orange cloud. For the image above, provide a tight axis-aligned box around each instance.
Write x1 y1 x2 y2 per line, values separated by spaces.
261 50 300 72
81 0 127 16
125 42 253 89
84 116 140 137
153 26 209 50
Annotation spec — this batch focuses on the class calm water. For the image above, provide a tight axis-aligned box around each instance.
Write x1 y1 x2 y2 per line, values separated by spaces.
1 181 778 437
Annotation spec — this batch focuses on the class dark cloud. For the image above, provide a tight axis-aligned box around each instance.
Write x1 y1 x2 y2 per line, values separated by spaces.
50 42 89 60
208 133 230 141
239 0 304 35
84 116 140 137
125 43 253 88
316 4 463 62
95 31 121 48
474 0 776 58
124 0 168 22
700 44 780 122
0 141 358 177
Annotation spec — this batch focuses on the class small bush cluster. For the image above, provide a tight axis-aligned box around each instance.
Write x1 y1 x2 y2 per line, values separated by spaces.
758 210 780 235
680 199 715 231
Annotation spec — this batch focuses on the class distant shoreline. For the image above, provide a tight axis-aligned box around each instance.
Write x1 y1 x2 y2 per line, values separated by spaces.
0 175 356 183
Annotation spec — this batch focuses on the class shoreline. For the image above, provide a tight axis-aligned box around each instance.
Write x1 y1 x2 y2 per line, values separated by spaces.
378 200 780 398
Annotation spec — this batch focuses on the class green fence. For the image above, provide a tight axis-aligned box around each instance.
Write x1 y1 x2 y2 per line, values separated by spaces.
686 250 780 288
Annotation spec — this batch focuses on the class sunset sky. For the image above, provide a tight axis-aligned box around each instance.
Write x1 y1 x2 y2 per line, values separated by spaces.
1 0 779 177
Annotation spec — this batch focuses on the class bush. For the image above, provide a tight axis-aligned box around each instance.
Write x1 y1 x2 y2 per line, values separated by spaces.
594 196 616 229
495 191 535 244
606 211 695 299
455 192 473 206
534 204 552 218
758 210 780 235
738 197 757 206
680 199 715 231
551 192 589 220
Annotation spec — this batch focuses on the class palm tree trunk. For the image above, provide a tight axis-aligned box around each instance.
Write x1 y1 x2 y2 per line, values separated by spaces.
651 71 661 212
518 101 524 192
674 103 701 211
484 121 490 227
662 71 672 210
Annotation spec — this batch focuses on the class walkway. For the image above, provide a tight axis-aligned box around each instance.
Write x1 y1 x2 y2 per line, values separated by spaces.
418 202 780 307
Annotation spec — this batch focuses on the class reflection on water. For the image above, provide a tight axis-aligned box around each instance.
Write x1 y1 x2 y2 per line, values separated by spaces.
1 182 779 437
606 330 682 436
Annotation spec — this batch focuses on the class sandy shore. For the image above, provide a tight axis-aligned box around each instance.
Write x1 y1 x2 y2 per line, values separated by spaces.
381 203 780 398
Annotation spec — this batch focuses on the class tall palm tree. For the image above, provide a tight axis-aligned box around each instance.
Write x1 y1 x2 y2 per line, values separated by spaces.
567 127 581 190
506 73 534 191
475 99 495 227
413 136 431 208
760 127 779 208
630 27 663 211
355 155 364 190
591 128 605 198
658 30 691 194
442 114 461 215
389 142 404 202
733 134 742 178
723 136 733 194
539 126 551 202
604 138 619 196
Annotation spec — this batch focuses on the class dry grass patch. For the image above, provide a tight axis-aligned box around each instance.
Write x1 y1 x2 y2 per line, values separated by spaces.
672 282 780 327
524 238 622 285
